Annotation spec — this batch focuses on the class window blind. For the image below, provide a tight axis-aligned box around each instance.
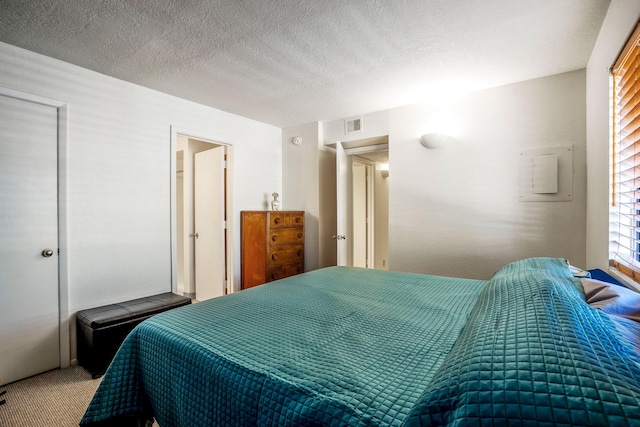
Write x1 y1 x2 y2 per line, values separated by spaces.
611 22 640 279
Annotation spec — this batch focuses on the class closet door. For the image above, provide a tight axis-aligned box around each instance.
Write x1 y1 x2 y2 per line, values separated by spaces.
0 94 60 384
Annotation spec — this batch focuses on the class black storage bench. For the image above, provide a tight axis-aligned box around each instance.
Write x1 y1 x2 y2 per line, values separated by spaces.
77 292 191 378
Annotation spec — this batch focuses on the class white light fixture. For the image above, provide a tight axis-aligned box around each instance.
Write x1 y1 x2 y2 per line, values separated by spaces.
420 133 449 149
378 163 389 178
292 136 302 145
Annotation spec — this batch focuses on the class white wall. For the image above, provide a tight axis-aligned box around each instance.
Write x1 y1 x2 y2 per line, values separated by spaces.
0 41 281 360
323 70 587 279
282 122 321 271
586 0 640 270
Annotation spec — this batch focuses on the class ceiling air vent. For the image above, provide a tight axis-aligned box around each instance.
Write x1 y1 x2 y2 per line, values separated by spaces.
345 117 363 134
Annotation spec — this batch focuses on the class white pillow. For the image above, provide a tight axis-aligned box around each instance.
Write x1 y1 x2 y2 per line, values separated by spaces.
570 264 591 278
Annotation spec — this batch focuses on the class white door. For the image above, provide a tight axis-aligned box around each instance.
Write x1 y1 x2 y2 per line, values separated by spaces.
352 162 367 268
0 94 60 384
335 142 350 266
194 147 226 301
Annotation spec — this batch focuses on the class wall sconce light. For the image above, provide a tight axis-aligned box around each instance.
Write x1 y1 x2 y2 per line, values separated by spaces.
378 163 389 178
420 133 449 149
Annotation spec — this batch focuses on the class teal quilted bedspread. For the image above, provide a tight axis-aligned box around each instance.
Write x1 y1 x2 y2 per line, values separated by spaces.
81 266 485 426
81 259 640 426
405 258 640 426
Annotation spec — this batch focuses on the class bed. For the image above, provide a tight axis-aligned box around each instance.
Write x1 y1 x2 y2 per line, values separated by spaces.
80 257 640 426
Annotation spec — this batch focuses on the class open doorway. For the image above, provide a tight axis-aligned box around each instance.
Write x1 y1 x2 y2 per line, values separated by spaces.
336 137 389 270
171 128 234 300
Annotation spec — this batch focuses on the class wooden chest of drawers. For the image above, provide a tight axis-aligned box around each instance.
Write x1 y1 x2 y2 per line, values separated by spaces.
241 210 304 289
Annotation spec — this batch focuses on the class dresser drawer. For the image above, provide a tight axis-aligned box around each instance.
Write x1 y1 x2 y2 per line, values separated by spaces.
267 263 303 282
269 212 304 228
269 212 286 228
269 228 304 245
268 245 303 267
289 212 304 227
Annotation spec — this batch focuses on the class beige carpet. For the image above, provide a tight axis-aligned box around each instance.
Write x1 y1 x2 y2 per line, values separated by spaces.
0 365 158 427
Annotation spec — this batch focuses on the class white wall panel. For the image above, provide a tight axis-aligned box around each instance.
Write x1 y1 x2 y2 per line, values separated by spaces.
321 70 587 280
389 70 586 279
0 41 281 359
282 122 321 272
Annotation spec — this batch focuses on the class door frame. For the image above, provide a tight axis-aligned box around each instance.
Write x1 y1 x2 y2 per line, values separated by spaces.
170 126 235 296
0 87 70 369
336 139 388 267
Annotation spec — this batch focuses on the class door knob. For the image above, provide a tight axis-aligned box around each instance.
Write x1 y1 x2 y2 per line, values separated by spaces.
41 248 54 258
191 232 199 239
332 235 346 240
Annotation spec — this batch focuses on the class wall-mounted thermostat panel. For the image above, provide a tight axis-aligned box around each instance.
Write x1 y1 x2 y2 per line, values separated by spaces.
518 145 573 202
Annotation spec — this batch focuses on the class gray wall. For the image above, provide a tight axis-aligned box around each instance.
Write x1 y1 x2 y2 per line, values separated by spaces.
0 41 282 361
319 70 587 279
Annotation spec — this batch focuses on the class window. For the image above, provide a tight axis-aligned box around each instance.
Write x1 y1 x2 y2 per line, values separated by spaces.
610 22 640 280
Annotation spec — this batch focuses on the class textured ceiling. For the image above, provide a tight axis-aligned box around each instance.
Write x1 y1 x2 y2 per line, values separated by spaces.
0 0 610 128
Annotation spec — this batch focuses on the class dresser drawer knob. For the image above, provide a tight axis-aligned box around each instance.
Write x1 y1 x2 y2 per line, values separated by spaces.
272 254 278 260
272 235 278 242
297 232 302 238
271 273 278 280
274 217 281 224
297 249 302 256
295 217 301 223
